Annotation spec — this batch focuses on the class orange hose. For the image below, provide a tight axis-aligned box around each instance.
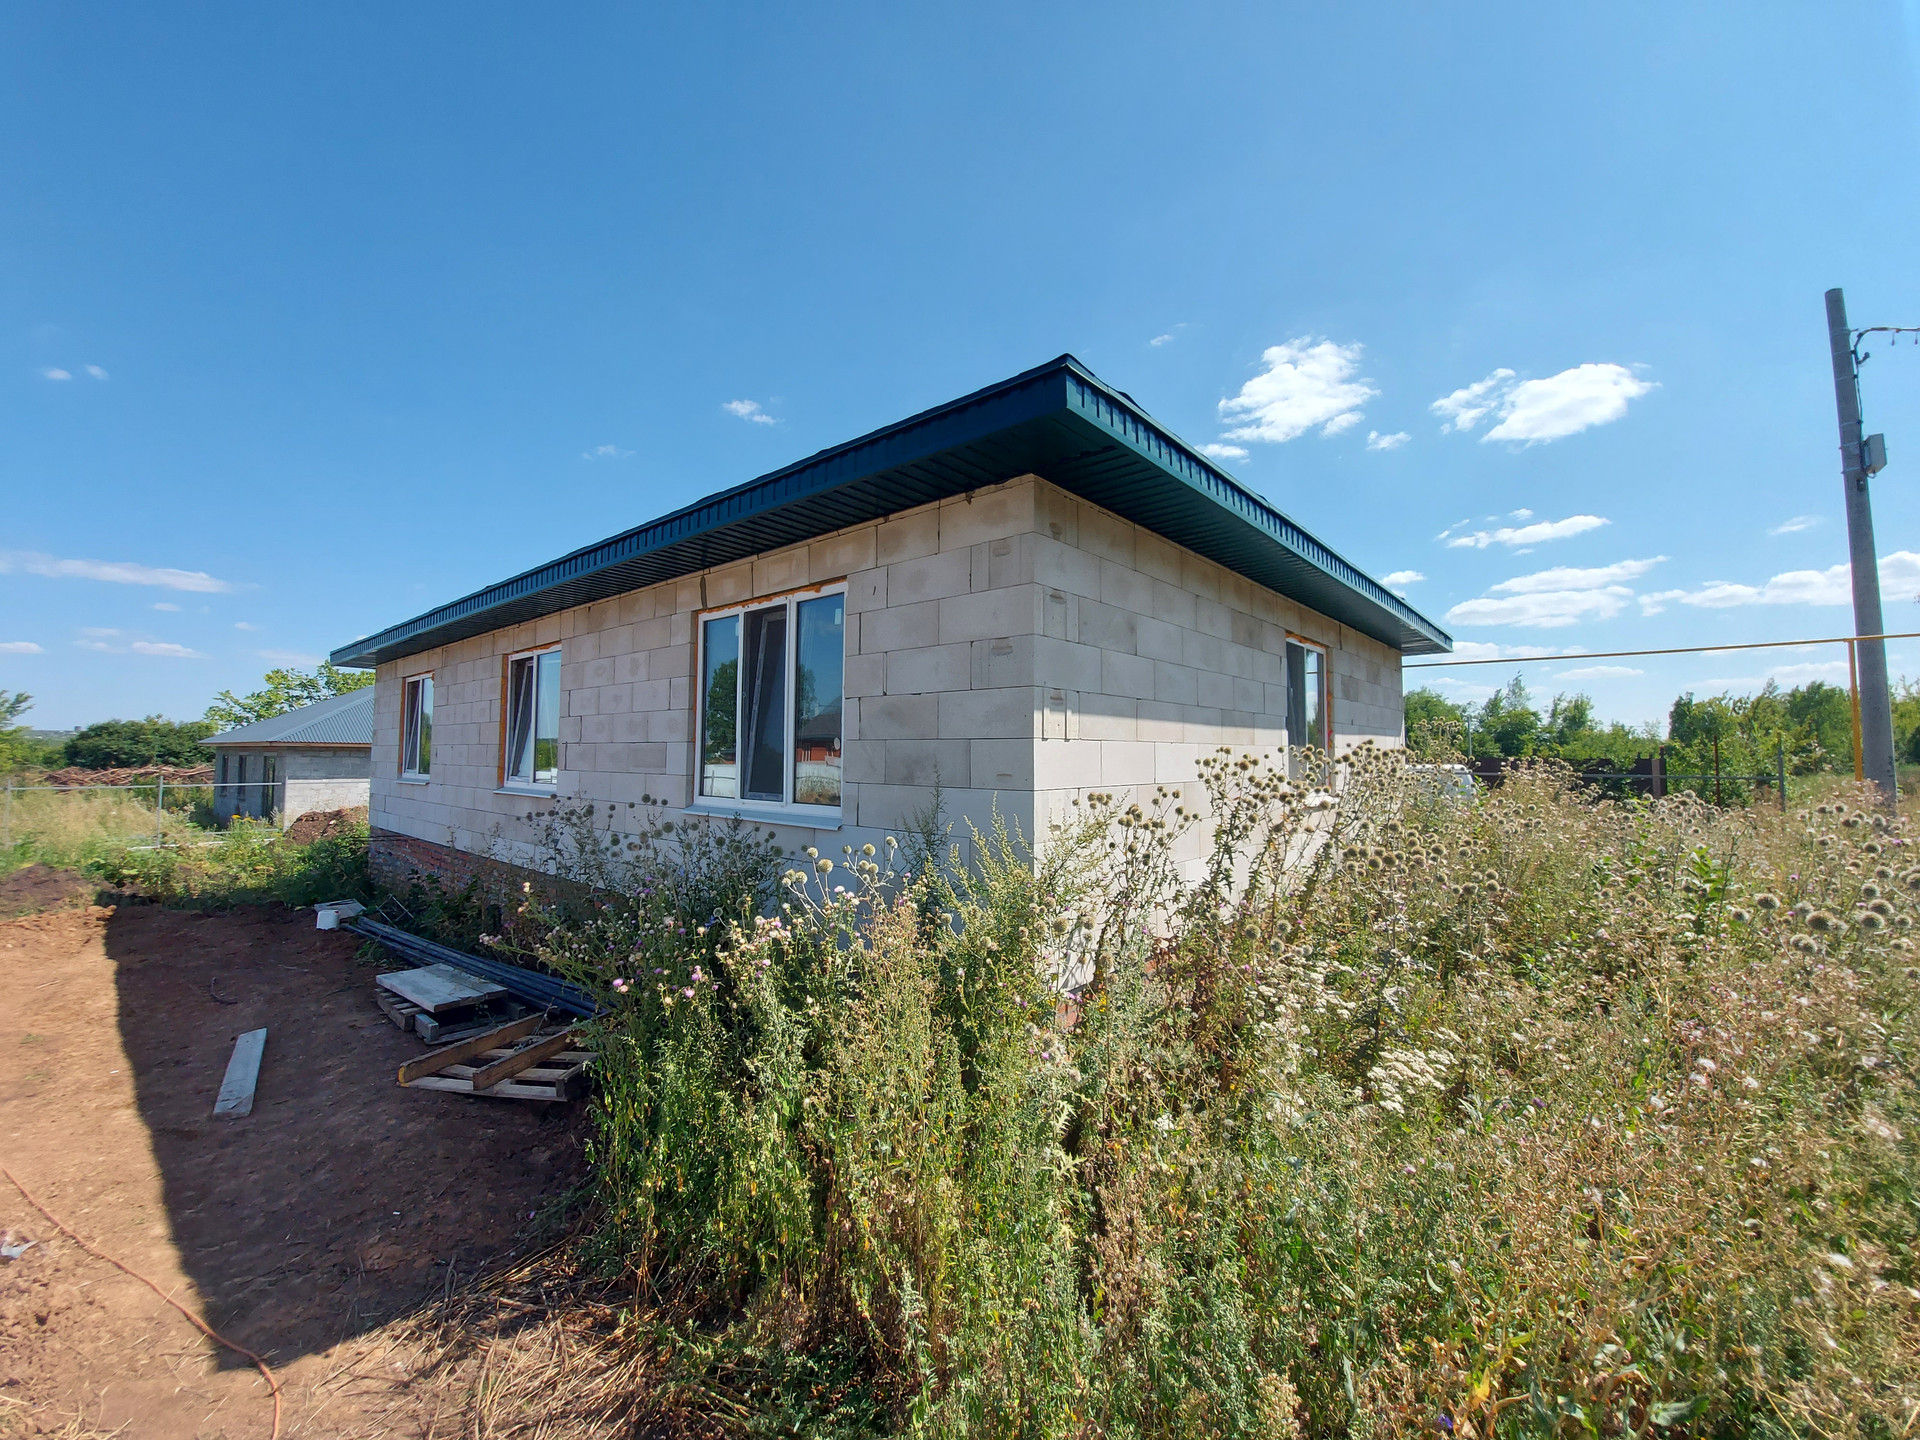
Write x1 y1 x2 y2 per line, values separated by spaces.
4 1166 281 1440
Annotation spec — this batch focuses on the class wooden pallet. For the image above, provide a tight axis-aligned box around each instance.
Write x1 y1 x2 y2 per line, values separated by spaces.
396 1016 592 1102
375 989 423 1031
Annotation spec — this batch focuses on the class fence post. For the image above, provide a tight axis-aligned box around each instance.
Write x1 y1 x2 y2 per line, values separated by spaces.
3 779 11 850
156 774 165 843
1777 740 1788 814
1713 734 1723 806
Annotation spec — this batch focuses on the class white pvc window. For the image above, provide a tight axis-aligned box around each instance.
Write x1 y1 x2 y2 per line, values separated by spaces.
698 586 844 809
401 674 433 778
505 648 562 788
1285 640 1329 753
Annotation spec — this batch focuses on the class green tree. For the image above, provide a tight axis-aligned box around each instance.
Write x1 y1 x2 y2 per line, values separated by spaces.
0 690 61 773
64 716 215 769
1471 676 1543 758
1403 686 1467 758
204 662 372 730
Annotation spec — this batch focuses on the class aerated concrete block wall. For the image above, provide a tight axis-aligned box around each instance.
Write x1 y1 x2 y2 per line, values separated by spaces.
366 474 1403 889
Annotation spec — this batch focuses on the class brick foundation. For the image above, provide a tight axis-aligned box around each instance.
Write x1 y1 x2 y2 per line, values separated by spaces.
370 829 528 904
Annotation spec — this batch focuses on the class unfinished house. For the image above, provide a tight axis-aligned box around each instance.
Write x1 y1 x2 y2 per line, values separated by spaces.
202 687 374 825
331 356 1451 890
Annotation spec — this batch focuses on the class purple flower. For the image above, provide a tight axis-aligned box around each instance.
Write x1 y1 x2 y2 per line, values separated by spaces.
1437 1415 1454 1433
683 987 695 999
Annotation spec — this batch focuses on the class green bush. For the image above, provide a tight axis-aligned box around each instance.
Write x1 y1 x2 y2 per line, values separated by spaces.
63 715 214 768
91 813 370 908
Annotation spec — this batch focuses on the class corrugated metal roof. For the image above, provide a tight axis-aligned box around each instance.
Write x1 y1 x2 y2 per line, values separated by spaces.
332 355 1451 668
202 687 374 748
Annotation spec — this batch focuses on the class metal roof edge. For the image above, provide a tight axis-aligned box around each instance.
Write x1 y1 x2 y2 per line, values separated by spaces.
332 355 1451 666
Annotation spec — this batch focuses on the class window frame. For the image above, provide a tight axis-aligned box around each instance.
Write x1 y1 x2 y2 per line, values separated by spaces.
260 753 278 819
1284 634 1332 759
692 580 846 823
400 672 434 782
500 644 564 794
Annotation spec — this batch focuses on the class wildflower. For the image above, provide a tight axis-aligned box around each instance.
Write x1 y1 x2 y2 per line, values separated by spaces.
683 987 695 999
1808 911 1839 933
861 842 876 856
1755 892 1782 911
816 857 834 874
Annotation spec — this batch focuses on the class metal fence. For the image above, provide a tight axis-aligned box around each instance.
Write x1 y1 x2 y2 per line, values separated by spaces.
0 778 276 850
1463 741 1792 810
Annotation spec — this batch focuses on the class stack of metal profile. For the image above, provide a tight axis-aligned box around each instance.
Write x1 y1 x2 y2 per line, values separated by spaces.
346 916 599 1018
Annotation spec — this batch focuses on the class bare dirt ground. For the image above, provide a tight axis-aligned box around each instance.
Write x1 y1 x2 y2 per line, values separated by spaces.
0 899 589 1437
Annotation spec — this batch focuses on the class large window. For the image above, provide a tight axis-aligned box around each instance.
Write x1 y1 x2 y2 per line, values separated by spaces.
699 587 844 809
505 648 562 788
1285 640 1328 754
402 674 433 778
259 754 278 818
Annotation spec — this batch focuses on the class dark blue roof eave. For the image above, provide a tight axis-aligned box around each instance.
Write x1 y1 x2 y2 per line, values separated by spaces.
332 356 1450 667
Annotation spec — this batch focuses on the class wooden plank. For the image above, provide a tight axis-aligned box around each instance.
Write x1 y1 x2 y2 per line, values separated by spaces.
469 1027 580 1092
376 964 508 1014
406 1073 579 1101
375 990 421 1031
214 1028 267 1118
396 1014 544 1085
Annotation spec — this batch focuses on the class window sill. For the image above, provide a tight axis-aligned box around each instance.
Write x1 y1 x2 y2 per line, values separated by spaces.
683 800 842 830
495 784 559 799
397 775 430 786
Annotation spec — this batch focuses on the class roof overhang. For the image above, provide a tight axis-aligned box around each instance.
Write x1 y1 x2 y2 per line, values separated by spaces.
332 356 1451 668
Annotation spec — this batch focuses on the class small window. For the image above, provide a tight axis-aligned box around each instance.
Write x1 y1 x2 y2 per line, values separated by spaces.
698 586 844 809
1285 640 1328 754
260 754 278 818
402 674 433 778
505 648 562 788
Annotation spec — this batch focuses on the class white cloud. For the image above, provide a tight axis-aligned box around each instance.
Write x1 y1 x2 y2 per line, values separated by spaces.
723 399 777 425
1366 430 1410 452
1487 557 1666 595
0 641 43 654
1435 518 1472 540
1768 514 1822 536
583 443 632 459
41 367 71 381
1447 588 1634 628
1556 664 1644 680
75 639 114 652
80 627 122 638
234 621 261 631
1430 369 1514 433
1431 363 1655 444
259 648 322 665
1509 508 1533 519
130 641 206 658
85 364 109 380
1381 569 1425 589
1444 514 1609 550
1447 641 1586 662
1150 334 1174 347
1200 442 1250 462
1217 338 1377 444
152 602 181 611
0 550 236 593
1641 551 1920 613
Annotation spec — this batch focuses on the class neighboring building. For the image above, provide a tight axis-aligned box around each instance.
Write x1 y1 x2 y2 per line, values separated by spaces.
331 356 1451 890
201 688 374 826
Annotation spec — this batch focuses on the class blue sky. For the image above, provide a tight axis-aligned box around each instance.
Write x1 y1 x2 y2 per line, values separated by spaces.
5 3 1920 731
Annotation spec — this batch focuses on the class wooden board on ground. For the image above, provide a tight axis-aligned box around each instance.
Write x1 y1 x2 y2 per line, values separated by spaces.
376 963 507 1014
396 1016 590 1102
375 989 423 1031
214 1027 267 1118
397 1014 543 1084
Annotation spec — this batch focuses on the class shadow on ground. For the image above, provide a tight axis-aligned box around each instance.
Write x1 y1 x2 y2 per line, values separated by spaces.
105 902 588 1367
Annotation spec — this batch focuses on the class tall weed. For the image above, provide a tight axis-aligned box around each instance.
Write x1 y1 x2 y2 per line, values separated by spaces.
518 750 1918 1438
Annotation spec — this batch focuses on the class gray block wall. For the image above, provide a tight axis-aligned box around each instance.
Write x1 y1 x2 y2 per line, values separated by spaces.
368 475 1406 877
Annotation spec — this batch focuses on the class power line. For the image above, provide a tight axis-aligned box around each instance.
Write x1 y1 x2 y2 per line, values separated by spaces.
1404 629 1920 669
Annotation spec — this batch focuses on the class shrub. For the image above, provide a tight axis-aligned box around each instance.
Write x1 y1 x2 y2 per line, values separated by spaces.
510 753 1918 1438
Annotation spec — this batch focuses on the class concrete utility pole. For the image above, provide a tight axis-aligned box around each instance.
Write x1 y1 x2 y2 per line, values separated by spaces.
1824 287 1897 806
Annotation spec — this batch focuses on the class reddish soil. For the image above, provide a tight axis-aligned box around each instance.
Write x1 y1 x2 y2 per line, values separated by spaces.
283 807 368 847
0 865 98 922
0 901 588 1437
